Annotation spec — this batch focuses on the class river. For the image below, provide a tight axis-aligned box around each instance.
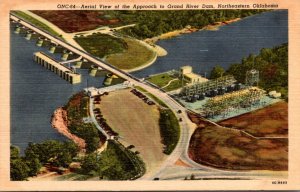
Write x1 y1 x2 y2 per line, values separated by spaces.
10 26 107 152
132 10 288 77
10 10 287 152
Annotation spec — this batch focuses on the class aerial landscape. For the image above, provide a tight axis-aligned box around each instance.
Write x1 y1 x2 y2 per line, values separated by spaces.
10 9 288 181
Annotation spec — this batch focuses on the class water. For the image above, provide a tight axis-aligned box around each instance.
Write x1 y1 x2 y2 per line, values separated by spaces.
132 10 288 77
10 26 107 152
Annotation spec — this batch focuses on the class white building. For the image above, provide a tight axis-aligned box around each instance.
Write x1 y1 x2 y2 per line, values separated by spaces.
180 66 208 84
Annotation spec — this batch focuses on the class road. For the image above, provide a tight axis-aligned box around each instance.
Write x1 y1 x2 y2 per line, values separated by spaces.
89 97 110 138
70 24 136 37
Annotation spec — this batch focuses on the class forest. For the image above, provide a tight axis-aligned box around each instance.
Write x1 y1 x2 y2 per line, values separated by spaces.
113 10 268 39
210 43 288 99
10 140 79 181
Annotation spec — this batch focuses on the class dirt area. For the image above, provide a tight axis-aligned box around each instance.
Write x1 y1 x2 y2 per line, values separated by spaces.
188 109 288 171
31 11 121 33
219 101 288 137
97 88 166 173
144 18 241 44
51 107 86 150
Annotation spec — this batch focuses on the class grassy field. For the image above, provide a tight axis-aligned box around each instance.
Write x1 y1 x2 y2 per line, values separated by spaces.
219 101 288 137
75 34 155 70
159 109 180 154
11 11 60 37
146 72 188 92
98 89 166 172
75 33 127 58
188 106 288 171
106 38 156 70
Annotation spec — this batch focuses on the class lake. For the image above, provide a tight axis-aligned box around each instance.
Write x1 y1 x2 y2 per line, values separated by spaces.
132 10 288 78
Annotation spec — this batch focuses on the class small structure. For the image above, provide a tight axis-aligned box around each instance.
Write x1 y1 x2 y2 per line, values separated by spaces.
180 66 207 84
84 87 99 97
268 90 281 98
84 83 129 97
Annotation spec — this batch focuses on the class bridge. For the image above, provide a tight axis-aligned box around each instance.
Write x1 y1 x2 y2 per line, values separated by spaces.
10 13 141 84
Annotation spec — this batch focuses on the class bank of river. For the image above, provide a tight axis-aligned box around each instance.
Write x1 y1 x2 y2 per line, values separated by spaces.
132 10 288 78
10 25 108 152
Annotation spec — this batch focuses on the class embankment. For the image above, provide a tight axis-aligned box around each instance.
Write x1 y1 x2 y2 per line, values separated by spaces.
51 107 86 150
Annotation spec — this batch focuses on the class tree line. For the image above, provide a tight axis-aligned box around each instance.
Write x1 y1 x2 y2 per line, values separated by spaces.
210 43 288 99
10 140 79 181
79 140 145 180
112 10 268 39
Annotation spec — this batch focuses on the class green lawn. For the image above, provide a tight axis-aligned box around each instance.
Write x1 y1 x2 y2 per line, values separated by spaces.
106 38 156 70
75 33 126 58
11 11 61 37
146 72 188 92
164 79 187 92
159 109 180 154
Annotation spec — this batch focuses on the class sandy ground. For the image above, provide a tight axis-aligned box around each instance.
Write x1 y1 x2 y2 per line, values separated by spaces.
51 107 86 150
98 89 167 173
144 18 241 44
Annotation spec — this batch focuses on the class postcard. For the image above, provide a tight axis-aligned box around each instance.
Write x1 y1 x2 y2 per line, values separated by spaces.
0 0 299 190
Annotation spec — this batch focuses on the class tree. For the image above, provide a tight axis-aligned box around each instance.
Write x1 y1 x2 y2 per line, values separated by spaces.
25 140 79 167
10 145 20 160
64 141 79 157
10 158 30 181
81 154 100 174
10 145 31 180
25 157 42 177
86 137 100 153
210 65 225 79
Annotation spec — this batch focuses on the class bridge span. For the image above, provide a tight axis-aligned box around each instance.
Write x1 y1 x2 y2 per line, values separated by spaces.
10 13 140 83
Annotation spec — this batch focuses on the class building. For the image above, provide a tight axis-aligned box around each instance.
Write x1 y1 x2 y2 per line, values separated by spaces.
33 52 81 84
180 65 208 84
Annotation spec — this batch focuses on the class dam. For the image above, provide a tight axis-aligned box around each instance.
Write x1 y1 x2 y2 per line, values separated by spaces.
33 51 81 84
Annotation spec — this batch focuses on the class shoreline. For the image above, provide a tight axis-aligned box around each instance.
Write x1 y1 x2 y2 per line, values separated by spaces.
51 107 86 151
144 18 241 44
126 18 241 73
123 38 159 73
